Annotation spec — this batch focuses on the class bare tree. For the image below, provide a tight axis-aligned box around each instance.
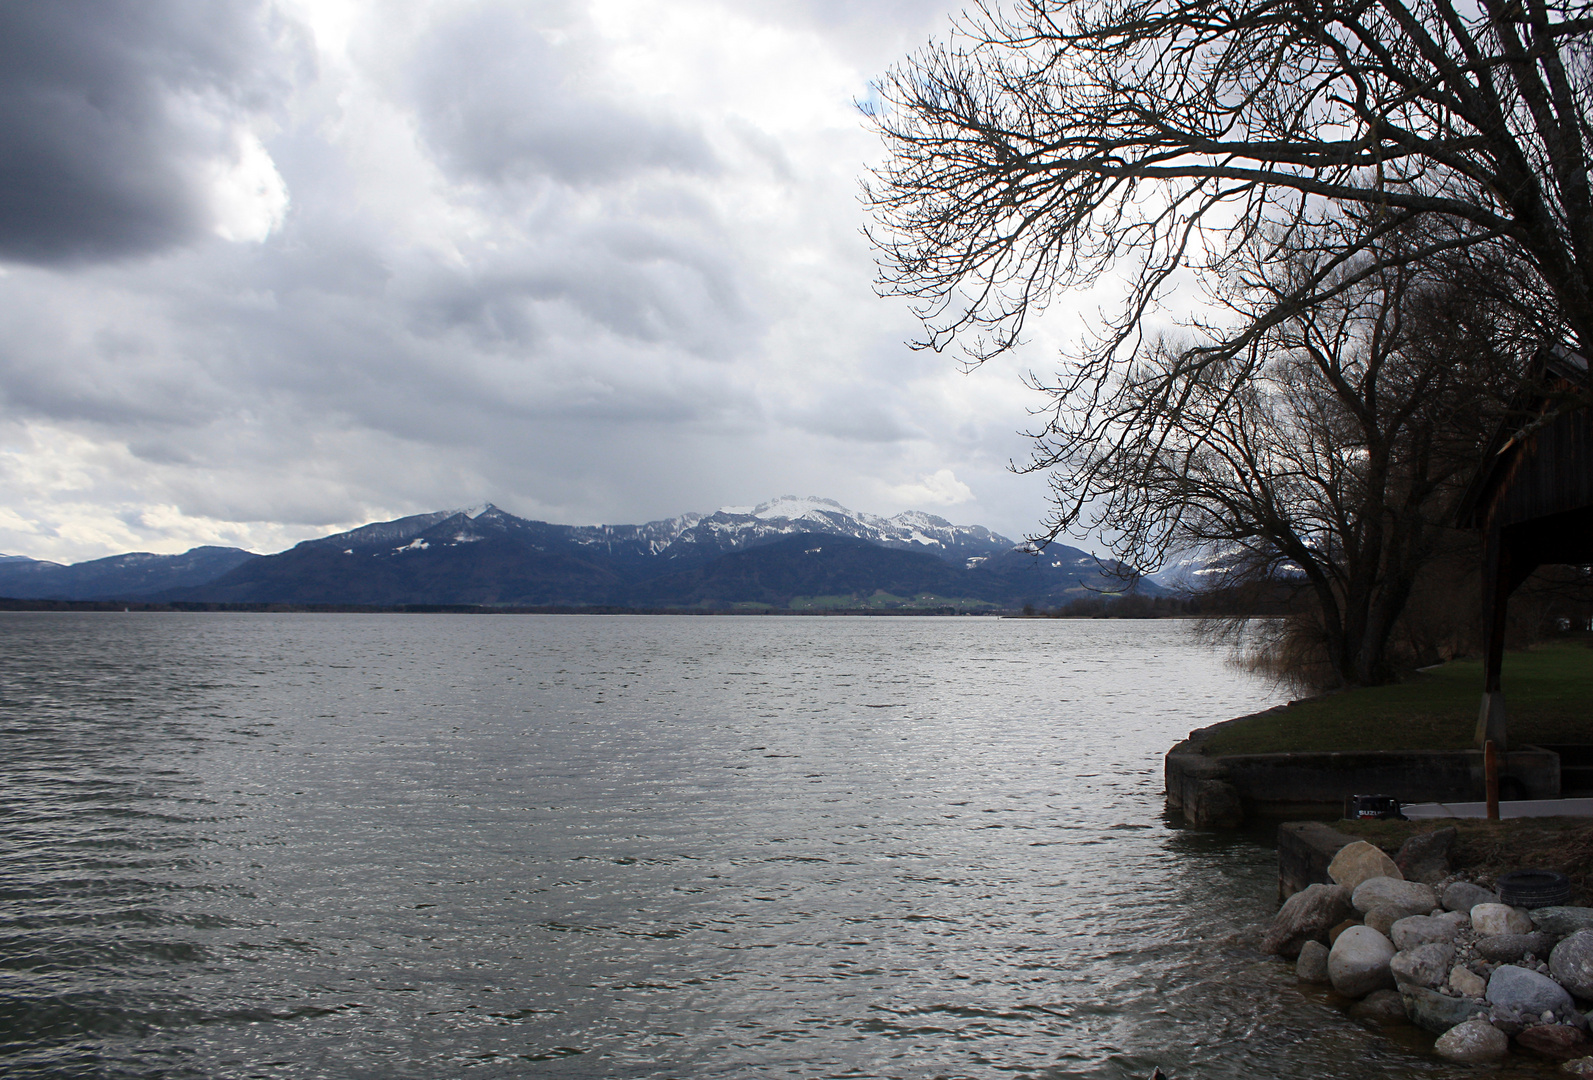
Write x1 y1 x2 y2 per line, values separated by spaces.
1067 232 1520 685
863 0 1593 683
864 0 1592 427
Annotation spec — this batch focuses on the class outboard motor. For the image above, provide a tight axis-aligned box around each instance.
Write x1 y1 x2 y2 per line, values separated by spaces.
1346 794 1406 820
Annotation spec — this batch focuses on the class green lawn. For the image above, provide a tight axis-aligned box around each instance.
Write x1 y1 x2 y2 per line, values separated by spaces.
1198 639 1593 755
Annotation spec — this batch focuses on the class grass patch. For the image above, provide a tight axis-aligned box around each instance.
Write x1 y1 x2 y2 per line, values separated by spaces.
1199 639 1593 755
1336 816 1593 904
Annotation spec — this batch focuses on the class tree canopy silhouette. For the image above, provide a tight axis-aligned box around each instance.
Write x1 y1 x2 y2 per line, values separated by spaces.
865 0 1593 392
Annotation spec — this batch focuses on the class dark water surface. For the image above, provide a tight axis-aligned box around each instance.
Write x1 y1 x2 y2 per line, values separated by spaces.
0 614 1562 1078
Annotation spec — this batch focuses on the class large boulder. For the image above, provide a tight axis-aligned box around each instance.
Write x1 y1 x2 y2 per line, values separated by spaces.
1394 827 1456 884
1474 903 1535 936
1434 1019 1509 1063
1330 841 1402 890
1352 876 1437 917
1391 942 1455 989
1364 905 1406 937
1296 940 1331 984
1476 931 1558 963
1263 883 1355 957
1390 912 1465 951
1402 985 1487 1033
1551 930 1593 1000
1487 964 1578 1017
1330 925 1397 998
1534 907 1593 938
1443 881 1498 913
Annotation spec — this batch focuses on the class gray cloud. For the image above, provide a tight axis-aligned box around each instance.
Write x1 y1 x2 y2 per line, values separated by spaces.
0 0 1059 565
407 4 716 186
0 0 296 265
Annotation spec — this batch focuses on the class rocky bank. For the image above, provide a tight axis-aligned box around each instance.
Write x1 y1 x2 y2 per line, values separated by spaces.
1264 826 1593 1069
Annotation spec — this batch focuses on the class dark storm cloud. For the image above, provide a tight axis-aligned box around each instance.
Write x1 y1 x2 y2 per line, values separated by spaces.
0 0 292 265
408 4 717 186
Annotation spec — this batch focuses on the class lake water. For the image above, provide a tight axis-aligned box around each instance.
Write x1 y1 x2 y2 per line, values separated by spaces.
0 614 1561 1078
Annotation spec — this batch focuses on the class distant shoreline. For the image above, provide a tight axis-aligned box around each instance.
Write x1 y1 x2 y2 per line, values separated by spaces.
0 598 1012 617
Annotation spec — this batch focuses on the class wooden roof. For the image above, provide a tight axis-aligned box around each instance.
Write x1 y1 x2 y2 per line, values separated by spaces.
1457 347 1593 535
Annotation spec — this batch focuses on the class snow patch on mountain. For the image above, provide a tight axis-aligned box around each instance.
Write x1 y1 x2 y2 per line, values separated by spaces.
752 496 878 523
686 496 1017 560
1142 548 1253 590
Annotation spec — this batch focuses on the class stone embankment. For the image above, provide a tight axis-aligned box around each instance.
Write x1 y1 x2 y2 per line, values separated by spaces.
1263 825 1593 1067
1165 719 1560 827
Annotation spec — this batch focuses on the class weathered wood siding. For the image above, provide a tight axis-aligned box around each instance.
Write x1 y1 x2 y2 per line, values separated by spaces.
1486 407 1593 530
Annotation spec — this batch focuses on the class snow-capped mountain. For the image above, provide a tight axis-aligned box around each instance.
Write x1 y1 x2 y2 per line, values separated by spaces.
1143 552 1226 591
601 496 1019 567
1142 546 1308 590
1 499 1158 610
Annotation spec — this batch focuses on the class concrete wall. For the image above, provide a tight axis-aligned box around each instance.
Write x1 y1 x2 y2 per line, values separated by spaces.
1165 734 1560 828
1276 821 1357 901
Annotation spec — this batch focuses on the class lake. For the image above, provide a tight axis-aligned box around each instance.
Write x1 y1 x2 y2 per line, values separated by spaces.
0 614 1553 1078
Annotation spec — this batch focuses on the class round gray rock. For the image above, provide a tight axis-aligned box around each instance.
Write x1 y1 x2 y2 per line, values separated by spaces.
1330 925 1397 998
1473 902 1534 936
1390 913 1462 950
1475 931 1556 963
1486 963 1577 1016
1352 877 1437 917
1263 882 1355 957
1391 942 1455 989
1443 880 1498 913
1551 929 1593 1000
1365 905 1405 937
1534 907 1593 938
1296 939 1331 984
1394 826 1456 885
1434 1019 1509 1063
1401 985 1487 1033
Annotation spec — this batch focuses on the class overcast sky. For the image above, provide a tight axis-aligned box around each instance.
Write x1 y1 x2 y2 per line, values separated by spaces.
0 0 1110 563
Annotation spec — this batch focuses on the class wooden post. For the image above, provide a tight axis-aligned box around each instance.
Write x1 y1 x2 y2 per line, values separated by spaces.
1476 528 1512 750
1485 739 1501 820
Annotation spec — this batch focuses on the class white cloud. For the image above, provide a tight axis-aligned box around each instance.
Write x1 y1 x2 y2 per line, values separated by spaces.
887 468 974 507
207 128 290 242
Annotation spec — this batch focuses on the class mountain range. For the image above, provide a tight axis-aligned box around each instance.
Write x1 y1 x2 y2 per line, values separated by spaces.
0 497 1161 611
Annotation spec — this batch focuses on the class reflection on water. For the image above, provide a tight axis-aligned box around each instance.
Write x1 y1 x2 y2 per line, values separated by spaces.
0 614 1561 1078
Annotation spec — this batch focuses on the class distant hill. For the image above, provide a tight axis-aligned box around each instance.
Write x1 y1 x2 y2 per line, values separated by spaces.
0 546 258 601
177 507 622 607
2 498 1158 610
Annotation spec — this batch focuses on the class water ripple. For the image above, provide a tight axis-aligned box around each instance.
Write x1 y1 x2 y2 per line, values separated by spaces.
0 614 1549 1079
